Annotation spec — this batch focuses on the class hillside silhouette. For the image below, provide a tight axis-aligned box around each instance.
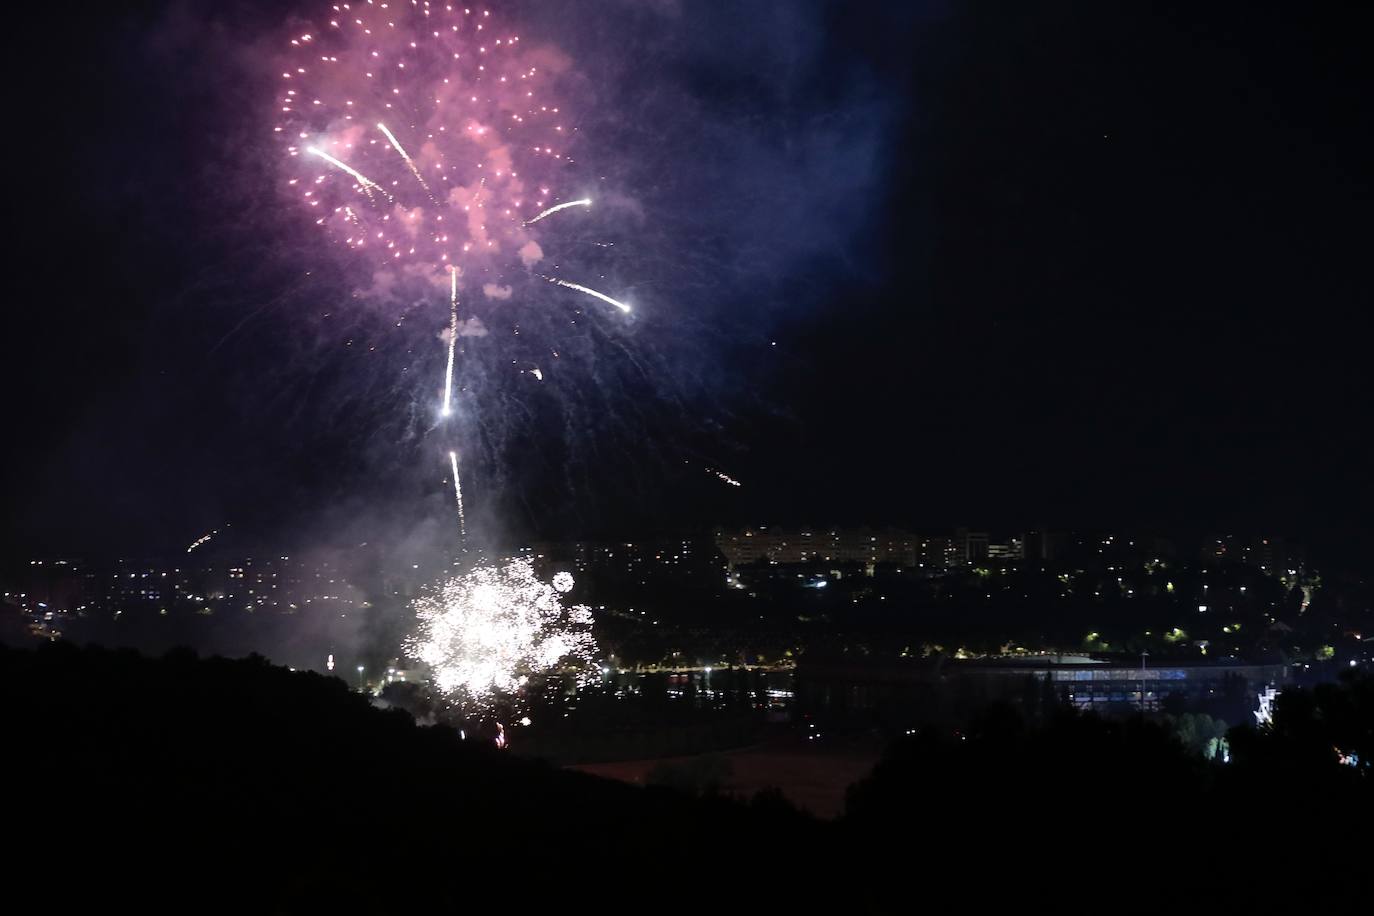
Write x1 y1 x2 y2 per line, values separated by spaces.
5 642 1369 909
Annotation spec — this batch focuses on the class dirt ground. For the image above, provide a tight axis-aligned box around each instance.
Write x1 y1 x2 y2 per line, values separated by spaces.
571 733 884 819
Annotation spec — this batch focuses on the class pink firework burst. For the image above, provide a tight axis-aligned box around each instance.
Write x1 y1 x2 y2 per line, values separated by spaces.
276 2 585 290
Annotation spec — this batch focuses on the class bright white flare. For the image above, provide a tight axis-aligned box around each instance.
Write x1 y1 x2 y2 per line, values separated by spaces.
543 276 631 313
524 197 592 226
405 559 599 711
305 146 389 199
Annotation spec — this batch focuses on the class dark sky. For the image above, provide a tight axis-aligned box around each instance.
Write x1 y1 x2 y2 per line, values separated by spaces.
4 1 1371 562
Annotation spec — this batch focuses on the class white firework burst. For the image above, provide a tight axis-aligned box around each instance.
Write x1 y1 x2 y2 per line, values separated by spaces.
405 559 598 712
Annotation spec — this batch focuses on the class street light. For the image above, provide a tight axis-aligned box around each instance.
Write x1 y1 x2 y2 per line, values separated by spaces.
356 664 365 690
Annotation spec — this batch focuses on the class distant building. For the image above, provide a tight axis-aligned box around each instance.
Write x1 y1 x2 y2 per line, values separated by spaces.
12 559 96 615
988 538 1024 562
527 535 729 585
715 527 920 572
798 655 1291 717
915 536 954 572
1043 532 1177 567
1022 530 1062 562
956 658 1290 712
108 559 172 610
952 528 989 566
714 527 1040 573
1203 535 1304 578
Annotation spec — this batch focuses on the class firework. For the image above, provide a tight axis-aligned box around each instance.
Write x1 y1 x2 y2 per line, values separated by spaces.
280 4 634 542
442 266 458 417
186 530 218 553
376 120 432 196
305 146 389 199
278 4 618 300
524 197 591 226
707 468 742 487
542 276 632 313
404 558 599 712
448 449 467 542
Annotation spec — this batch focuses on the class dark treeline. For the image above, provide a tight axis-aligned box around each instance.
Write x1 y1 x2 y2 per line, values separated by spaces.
5 642 821 908
842 677 1372 903
4 642 1369 907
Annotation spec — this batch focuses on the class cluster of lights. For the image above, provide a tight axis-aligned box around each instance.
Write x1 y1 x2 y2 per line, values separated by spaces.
405 558 598 713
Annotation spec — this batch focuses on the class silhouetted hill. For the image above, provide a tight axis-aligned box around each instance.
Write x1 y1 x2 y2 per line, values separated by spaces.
4 642 1370 909
3 643 821 909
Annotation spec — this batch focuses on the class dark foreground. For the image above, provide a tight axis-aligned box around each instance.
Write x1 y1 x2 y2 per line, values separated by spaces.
5 642 1369 910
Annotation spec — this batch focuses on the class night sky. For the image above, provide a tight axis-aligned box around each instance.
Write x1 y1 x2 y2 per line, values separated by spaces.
4 1 1370 561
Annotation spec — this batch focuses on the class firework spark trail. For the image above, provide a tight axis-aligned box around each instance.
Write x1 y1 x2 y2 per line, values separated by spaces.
376 122 431 195
542 276 632 313
305 146 389 199
442 268 459 417
186 530 217 553
441 268 463 543
404 558 598 714
707 468 742 487
449 450 467 542
524 198 592 226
